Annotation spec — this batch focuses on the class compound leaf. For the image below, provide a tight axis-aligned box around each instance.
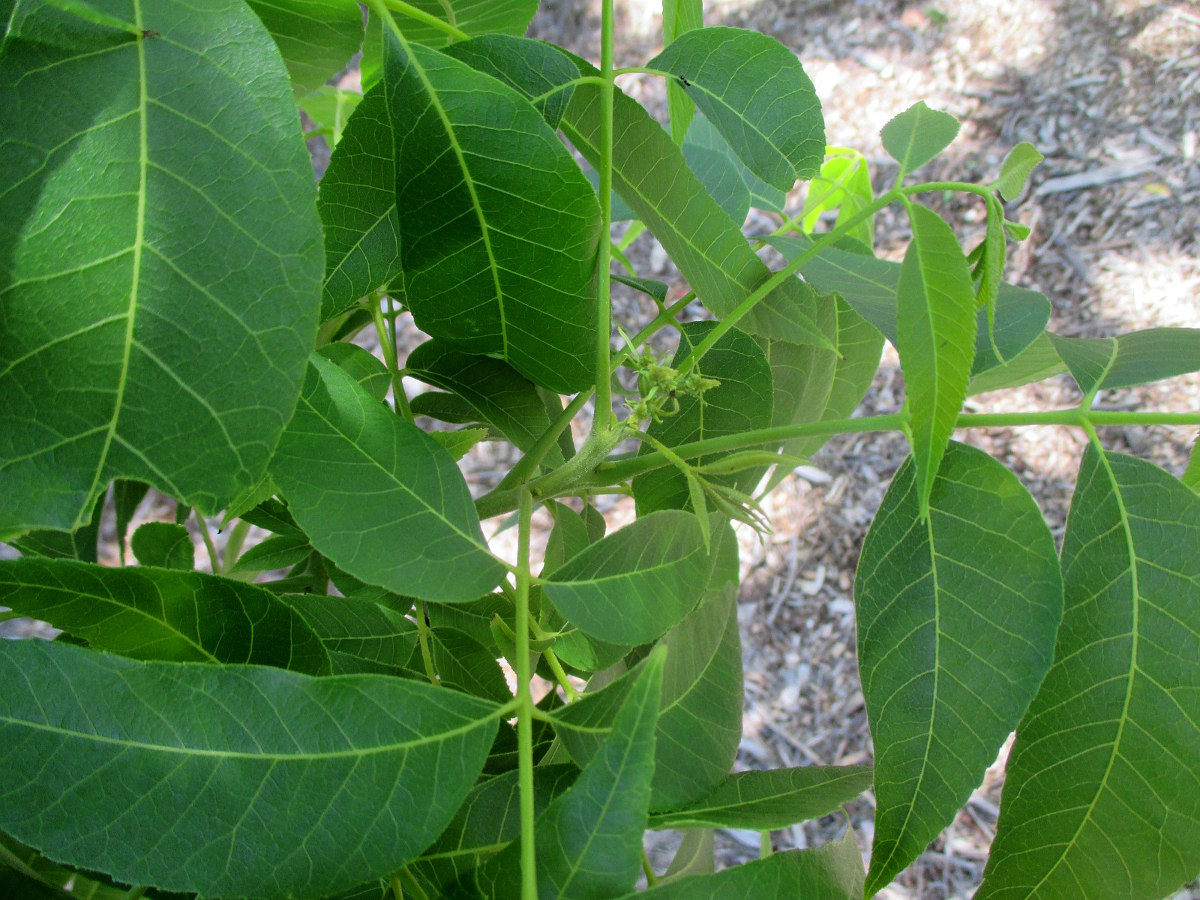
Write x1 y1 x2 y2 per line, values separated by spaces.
0 0 323 535
0 557 329 673
994 142 1043 201
977 448 1200 899
0 639 500 899
648 26 824 191
271 355 506 603
855 443 1063 894
1050 328 1200 396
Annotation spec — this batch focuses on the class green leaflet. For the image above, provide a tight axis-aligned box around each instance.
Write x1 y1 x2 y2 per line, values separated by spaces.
271 355 506 603
407 765 578 892
855 443 1063 894
895 204 978 517
994 142 1044 201
685 143 751 225
317 81 403 320
245 0 364 96
663 0 703 143
1050 327 1200 396
317 341 392 403
385 0 538 50
112 479 150 561
301 85 362 145
280 592 417 672
0 0 323 536
383 31 599 393
800 149 875 248
543 510 710 646
648 26 824 192
766 235 1049 377
633 323 774 514
406 339 564 466
128 521 193 570
629 830 865 898
684 112 787 213
880 101 960 178
967 332 1067 395
977 448 1200 899
559 59 832 350
648 765 873 830
426 625 512 704
443 34 579 130
552 523 742 809
477 648 664 898
0 557 330 673
11 491 104 563
664 828 715 879
0 639 500 899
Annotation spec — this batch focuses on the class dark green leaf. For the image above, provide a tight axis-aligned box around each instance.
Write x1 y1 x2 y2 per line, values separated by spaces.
684 112 787 213
612 274 670 306
408 765 578 892
994 142 1043 201
410 392 491 429
271 355 506 602
629 831 865 898
230 531 311 574
648 26 824 191
633 323 774 514
977 448 1200 899
245 0 364 96
112 479 149 562
477 648 664 898
129 521 194 570
552 524 742 808
429 427 489 461
855 443 1063 894
1184 433 1200 493
543 510 709 645
664 828 714 880
560 62 832 350
0 639 499 899
685 144 751 224
317 342 391 402
238 496 300 535
0 557 330 672
649 765 872 830
428 625 512 703
895 204 978 516
281 592 417 672
443 35 579 130
406 339 563 465
1050 328 1200 396
880 101 960 177
543 502 595 574
11 491 104 563
0 0 322 535
317 82 403 320
384 32 599 393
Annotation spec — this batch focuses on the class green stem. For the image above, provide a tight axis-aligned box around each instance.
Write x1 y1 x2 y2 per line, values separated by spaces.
515 490 538 900
371 299 413 421
193 510 220 574
414 599 438 687
543 647 581 702
379 0 469 40
221 520 251 574
590 0 617 435
642 850 659 886
957 409 1200 429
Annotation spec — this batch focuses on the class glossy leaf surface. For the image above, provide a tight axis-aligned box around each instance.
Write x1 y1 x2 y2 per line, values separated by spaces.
384 32 599 393
0 1 323 535
856 443 1063 893
0 639 499 899
271 355 505 602
0 558 329 672
648 26 824 191
543 510 710 645
978 448 1200 899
